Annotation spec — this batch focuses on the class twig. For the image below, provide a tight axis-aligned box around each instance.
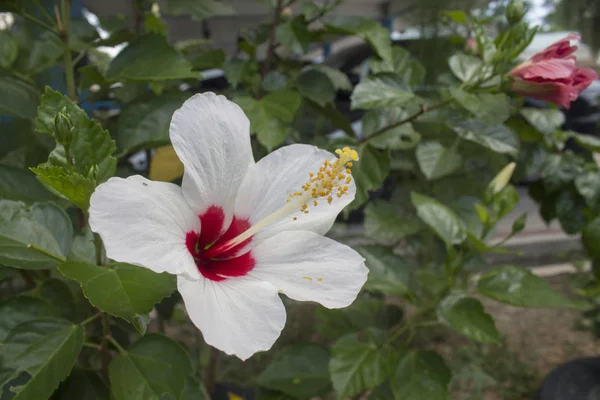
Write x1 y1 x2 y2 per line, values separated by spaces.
81 312 103 326
107 335 127 354
57 0 77 100
364 100 451 142
259 0 285 83
205 346 220 395
21 12 59 35
100 313 110 382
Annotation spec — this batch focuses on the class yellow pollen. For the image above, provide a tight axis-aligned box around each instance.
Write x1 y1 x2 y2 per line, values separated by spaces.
286 147 359 212
293 217 297 221
303 276 313 281
317 277 323 282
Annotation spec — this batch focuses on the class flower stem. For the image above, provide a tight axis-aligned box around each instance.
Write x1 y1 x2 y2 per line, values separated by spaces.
27 244 66 263
58 0 77 100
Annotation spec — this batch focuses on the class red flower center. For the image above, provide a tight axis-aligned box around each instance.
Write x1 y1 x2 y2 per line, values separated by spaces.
185 206 254 281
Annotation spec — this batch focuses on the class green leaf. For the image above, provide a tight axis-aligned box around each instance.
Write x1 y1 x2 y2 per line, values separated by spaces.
436 293 500 343
223 59 250 88
575 171 600 211
582 217 600 259
520 108 565 135
257 345 331 399
30 166 96 211
364 201 421 242
180 377 208 400
450 89 511 125
472 20 496 62
354 245 410 296
0 31 18 68
330 329 398 397
106 34 198 81
0 76 40 119
370 47 425 87
571 132 600 152
262 71 288 92
0 165 57 204
68 228 98 264
1 318 83 400
189 49 225 71
35 87 116 184
276 16 310 55
59 261 176 325
351 73 414 110
262 89 302 123
297 68 336 106
0 201 71 269
477 265 584 308
0 297 54 341
540 153 583 193
53 368 108 400
311 65 352 91
448 54 491 82
327 17 392 62
38 279 77 321
410 192 467 245
165 0 234 20
116 92 191 154
301 2 322 20
109 333 193 400
555 190 587 234
415 141 462 181
315 298 398 340
391 351 451 400
351 145 390 209
363 108 421 150
453 120 519 156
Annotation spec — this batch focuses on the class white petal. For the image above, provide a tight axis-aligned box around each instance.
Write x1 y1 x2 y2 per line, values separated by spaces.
89 176 200 280
178 276 286 360
170 92 254 231
234 144 356 245
249 231 368 309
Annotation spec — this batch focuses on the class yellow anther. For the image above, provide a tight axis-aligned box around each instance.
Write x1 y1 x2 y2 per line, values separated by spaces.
303 276 313 281
286 146 358 212
317 277 323 282
293 217 297 221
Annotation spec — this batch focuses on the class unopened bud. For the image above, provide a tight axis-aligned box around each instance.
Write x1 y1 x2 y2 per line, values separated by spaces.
281 7 293 18
53 107 74 146
488 162 516 195
506 0 525 24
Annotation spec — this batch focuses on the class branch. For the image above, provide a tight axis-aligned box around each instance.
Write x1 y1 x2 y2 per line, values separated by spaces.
364 100 451 142
58 0 77 100
259 0 285 82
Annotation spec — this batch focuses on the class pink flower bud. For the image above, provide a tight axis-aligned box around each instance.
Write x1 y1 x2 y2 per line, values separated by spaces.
509 33 598 108
465 38 478 55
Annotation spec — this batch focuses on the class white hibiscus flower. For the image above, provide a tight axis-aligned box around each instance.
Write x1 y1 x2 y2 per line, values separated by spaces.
89 92 368 360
